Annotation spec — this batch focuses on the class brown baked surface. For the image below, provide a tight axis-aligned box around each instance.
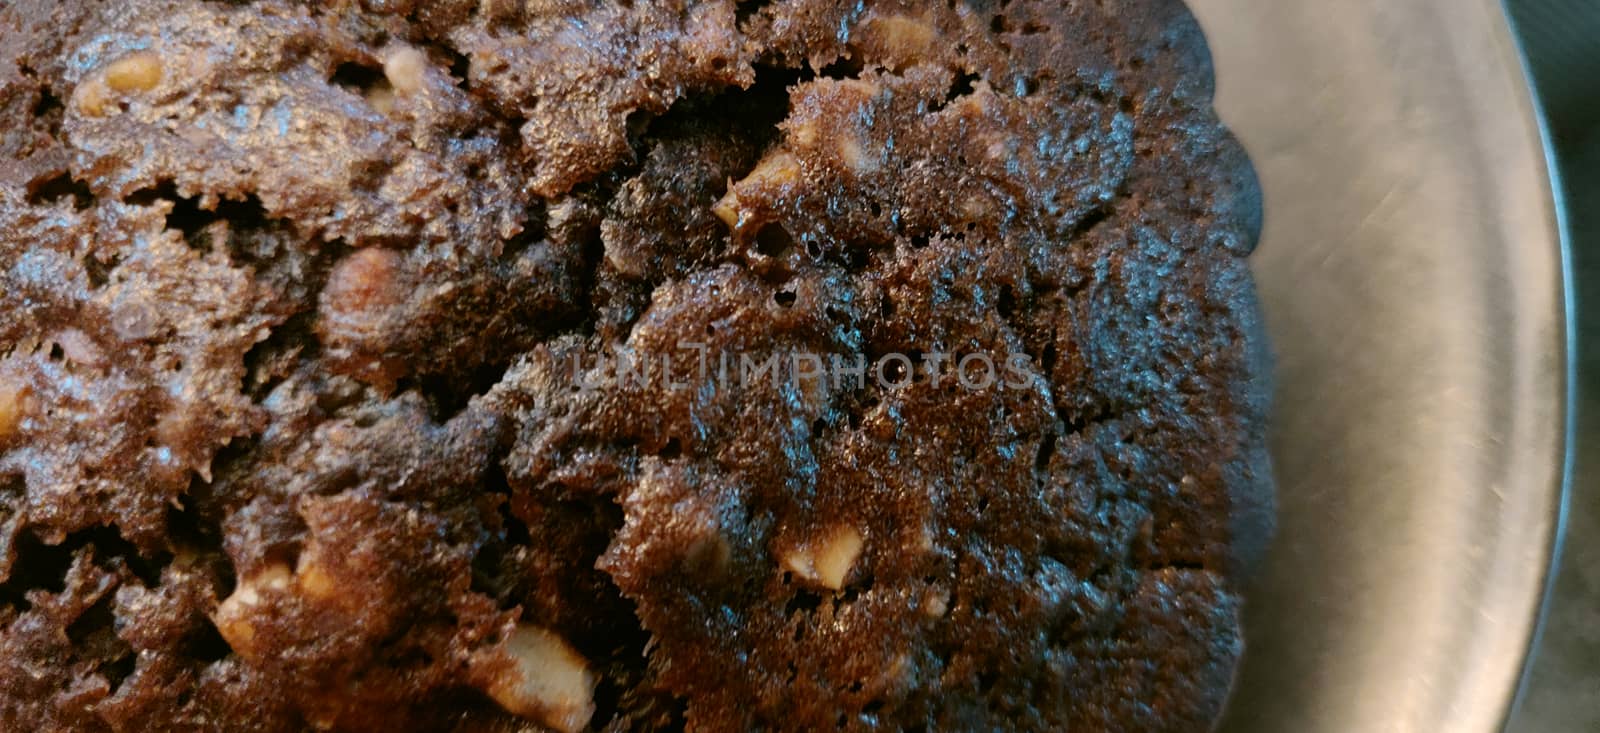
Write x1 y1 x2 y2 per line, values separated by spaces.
0 0 1270 731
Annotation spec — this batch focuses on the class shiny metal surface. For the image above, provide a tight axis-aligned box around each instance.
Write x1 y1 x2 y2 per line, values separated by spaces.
1503 1 1600 729
1185 1 1571 731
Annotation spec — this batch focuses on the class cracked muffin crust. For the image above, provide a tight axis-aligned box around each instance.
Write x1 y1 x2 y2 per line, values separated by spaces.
0 0 1270 731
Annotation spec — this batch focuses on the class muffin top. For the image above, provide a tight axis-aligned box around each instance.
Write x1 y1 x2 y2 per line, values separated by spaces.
0 1 1269 731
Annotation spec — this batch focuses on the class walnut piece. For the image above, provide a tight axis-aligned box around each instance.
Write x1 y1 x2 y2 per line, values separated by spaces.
71 79 112 117
105 50 163 93
782 525 864 591
474 625 597 733
0 380 27 442
383 47 428 95
713 150 803 231
866 14 937 68
212 562 292 660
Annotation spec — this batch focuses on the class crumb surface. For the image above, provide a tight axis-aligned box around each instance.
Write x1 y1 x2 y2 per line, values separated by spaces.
0 0 1269 731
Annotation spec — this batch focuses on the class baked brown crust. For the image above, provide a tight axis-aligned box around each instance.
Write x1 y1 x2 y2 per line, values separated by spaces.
0 1 1269 731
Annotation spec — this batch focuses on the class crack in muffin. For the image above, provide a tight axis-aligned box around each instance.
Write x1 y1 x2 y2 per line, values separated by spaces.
0 0 1271 731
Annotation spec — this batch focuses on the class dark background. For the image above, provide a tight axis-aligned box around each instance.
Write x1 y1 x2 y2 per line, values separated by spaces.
1504 0 1600 730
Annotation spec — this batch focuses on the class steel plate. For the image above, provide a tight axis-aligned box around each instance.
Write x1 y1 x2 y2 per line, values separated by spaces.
1185 1 1571 731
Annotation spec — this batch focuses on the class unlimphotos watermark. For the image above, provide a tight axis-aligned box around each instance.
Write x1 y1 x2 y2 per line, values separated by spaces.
567 342 1045 393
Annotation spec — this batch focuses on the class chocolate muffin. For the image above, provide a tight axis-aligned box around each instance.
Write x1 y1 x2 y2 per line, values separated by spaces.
0 0 1271 731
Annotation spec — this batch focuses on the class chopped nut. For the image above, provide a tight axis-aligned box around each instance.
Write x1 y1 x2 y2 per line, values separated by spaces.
545 197 587 232
213 562 292 658
367 84 396 114
744 149 802 187
782 525 863 590
0 380 29 441
868 14 937 68
383 47 429 95
295 552 339 603
713 150 802 231
710 188 741 229
72 79 112 117
804 81 881 172
291 541 368 613
838 134 878 173
813 525 863 589
105 51 163 93
475 625 597 733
